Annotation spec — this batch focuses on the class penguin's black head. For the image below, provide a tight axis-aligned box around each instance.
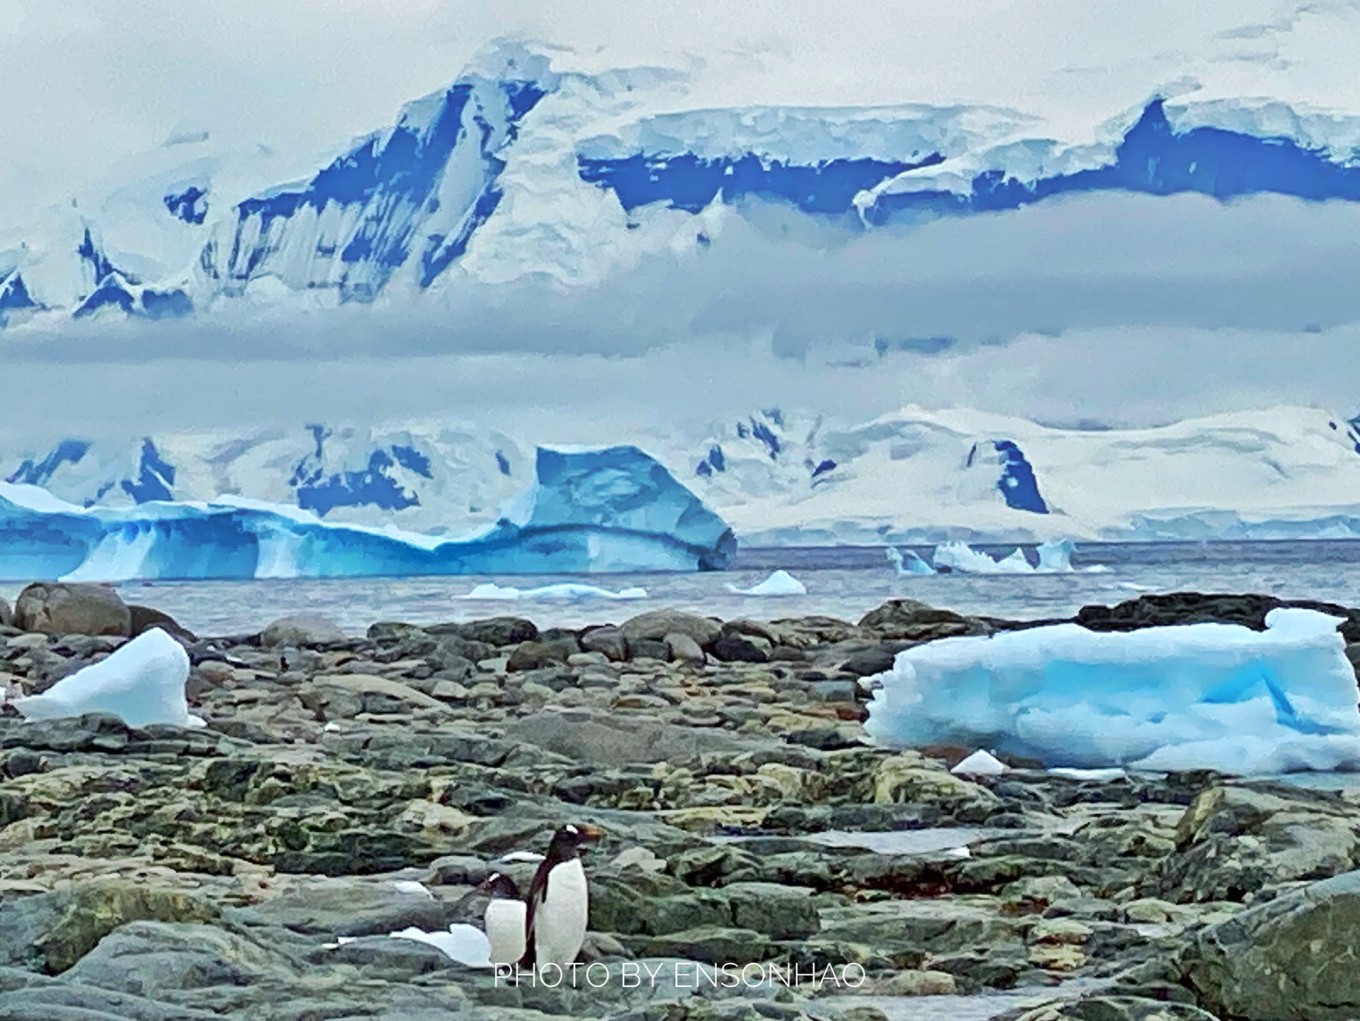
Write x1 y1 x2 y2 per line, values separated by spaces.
548 823 605 861
476 872 521 899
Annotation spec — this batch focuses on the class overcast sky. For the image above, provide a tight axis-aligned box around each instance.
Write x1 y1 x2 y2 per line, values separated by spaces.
4 0 1360 446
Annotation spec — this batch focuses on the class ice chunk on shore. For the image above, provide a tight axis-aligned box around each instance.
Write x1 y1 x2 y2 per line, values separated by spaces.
8 627 195 728
951 749 1009 776
887 547 935 575
863 608 1360 775
464 582 648 601
724 569 807 596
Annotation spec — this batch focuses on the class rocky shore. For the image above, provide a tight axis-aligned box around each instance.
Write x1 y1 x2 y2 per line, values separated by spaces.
2 583 1360 1021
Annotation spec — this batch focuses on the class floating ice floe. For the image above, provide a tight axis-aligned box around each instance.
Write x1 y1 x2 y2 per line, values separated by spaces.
950 749 1009 776
933 539 1090 574
7 627 201 729
724 569 807 596
464 581 648 601
887 547 936 576
888 539 1108 576
863 608 1360 775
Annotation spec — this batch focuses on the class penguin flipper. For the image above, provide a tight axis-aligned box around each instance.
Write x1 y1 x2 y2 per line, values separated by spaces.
517 857 553 968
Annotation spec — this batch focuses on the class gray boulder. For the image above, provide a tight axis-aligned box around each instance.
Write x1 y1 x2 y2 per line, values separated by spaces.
506 708 749 766
1005 996 1223 1020
621 609 722 648
128 604 196 643
0 596 11 628
259 614 346 648
435 616 537 646
581 625 628 661
0 882 219 974
665 632 705 664
1180 868 1360 1020
13 583 131 637
857 598 987 640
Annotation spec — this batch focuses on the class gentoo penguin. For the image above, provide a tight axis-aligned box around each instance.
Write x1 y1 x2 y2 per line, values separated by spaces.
477 872 527 966
518 823 604 969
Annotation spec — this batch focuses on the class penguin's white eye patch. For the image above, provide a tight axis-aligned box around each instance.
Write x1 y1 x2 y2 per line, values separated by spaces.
566 825 578 835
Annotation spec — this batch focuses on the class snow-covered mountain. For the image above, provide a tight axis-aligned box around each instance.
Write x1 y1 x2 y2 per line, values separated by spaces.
5 42 1360 320
10 405 1360 544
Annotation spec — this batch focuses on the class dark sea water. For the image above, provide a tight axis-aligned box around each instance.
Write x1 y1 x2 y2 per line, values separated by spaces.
5 540 1356 637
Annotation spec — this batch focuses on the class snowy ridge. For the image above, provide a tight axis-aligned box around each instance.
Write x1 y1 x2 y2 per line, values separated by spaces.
7 405 1360 544
7 43 1360 321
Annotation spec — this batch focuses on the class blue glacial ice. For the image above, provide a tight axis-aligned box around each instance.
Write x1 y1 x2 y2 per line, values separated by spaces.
887 547 936 576
862 608 1360 775
931 539 1091 574
0 445 736 581
888 539 1098 576
8 628 198 728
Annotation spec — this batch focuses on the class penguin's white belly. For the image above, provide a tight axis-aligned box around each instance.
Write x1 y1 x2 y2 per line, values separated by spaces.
534 859 589 966
485 900 527 965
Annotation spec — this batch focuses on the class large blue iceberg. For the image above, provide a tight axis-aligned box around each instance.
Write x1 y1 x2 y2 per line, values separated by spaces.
863 608 1360 775
0 446 736 581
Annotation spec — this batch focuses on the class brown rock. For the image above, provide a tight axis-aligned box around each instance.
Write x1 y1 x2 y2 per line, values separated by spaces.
128 604 196 643
13 582 131 637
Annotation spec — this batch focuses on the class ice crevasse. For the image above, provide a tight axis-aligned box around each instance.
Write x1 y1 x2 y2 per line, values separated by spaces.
862 608 1360 775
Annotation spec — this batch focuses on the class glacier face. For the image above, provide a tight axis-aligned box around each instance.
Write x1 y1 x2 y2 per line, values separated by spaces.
7 46 1360 321
0 445 735 581
9 405 1360 546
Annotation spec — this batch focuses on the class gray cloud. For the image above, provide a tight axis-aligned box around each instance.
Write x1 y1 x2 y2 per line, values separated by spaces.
4 190 1360 448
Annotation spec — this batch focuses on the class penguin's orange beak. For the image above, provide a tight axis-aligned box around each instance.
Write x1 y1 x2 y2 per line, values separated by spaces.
578 823 605 841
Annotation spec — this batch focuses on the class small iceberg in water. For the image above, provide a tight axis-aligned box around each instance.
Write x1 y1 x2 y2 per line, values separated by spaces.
464 582 648 601
934 538 1079 574
724 569 807 596
888 538 1108 576
887 547 935 575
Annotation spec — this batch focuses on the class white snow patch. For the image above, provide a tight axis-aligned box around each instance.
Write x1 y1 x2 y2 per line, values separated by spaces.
9 628 192 728
498 850 546 864
391 881 434 899
864 608 1360 775
388 924 492 967
326 925 493 967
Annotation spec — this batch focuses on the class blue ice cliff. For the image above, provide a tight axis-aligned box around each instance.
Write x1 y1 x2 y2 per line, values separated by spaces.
0 445 736 581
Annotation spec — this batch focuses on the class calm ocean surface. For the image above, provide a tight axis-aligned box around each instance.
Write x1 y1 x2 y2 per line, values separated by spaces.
5 540 1357 637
